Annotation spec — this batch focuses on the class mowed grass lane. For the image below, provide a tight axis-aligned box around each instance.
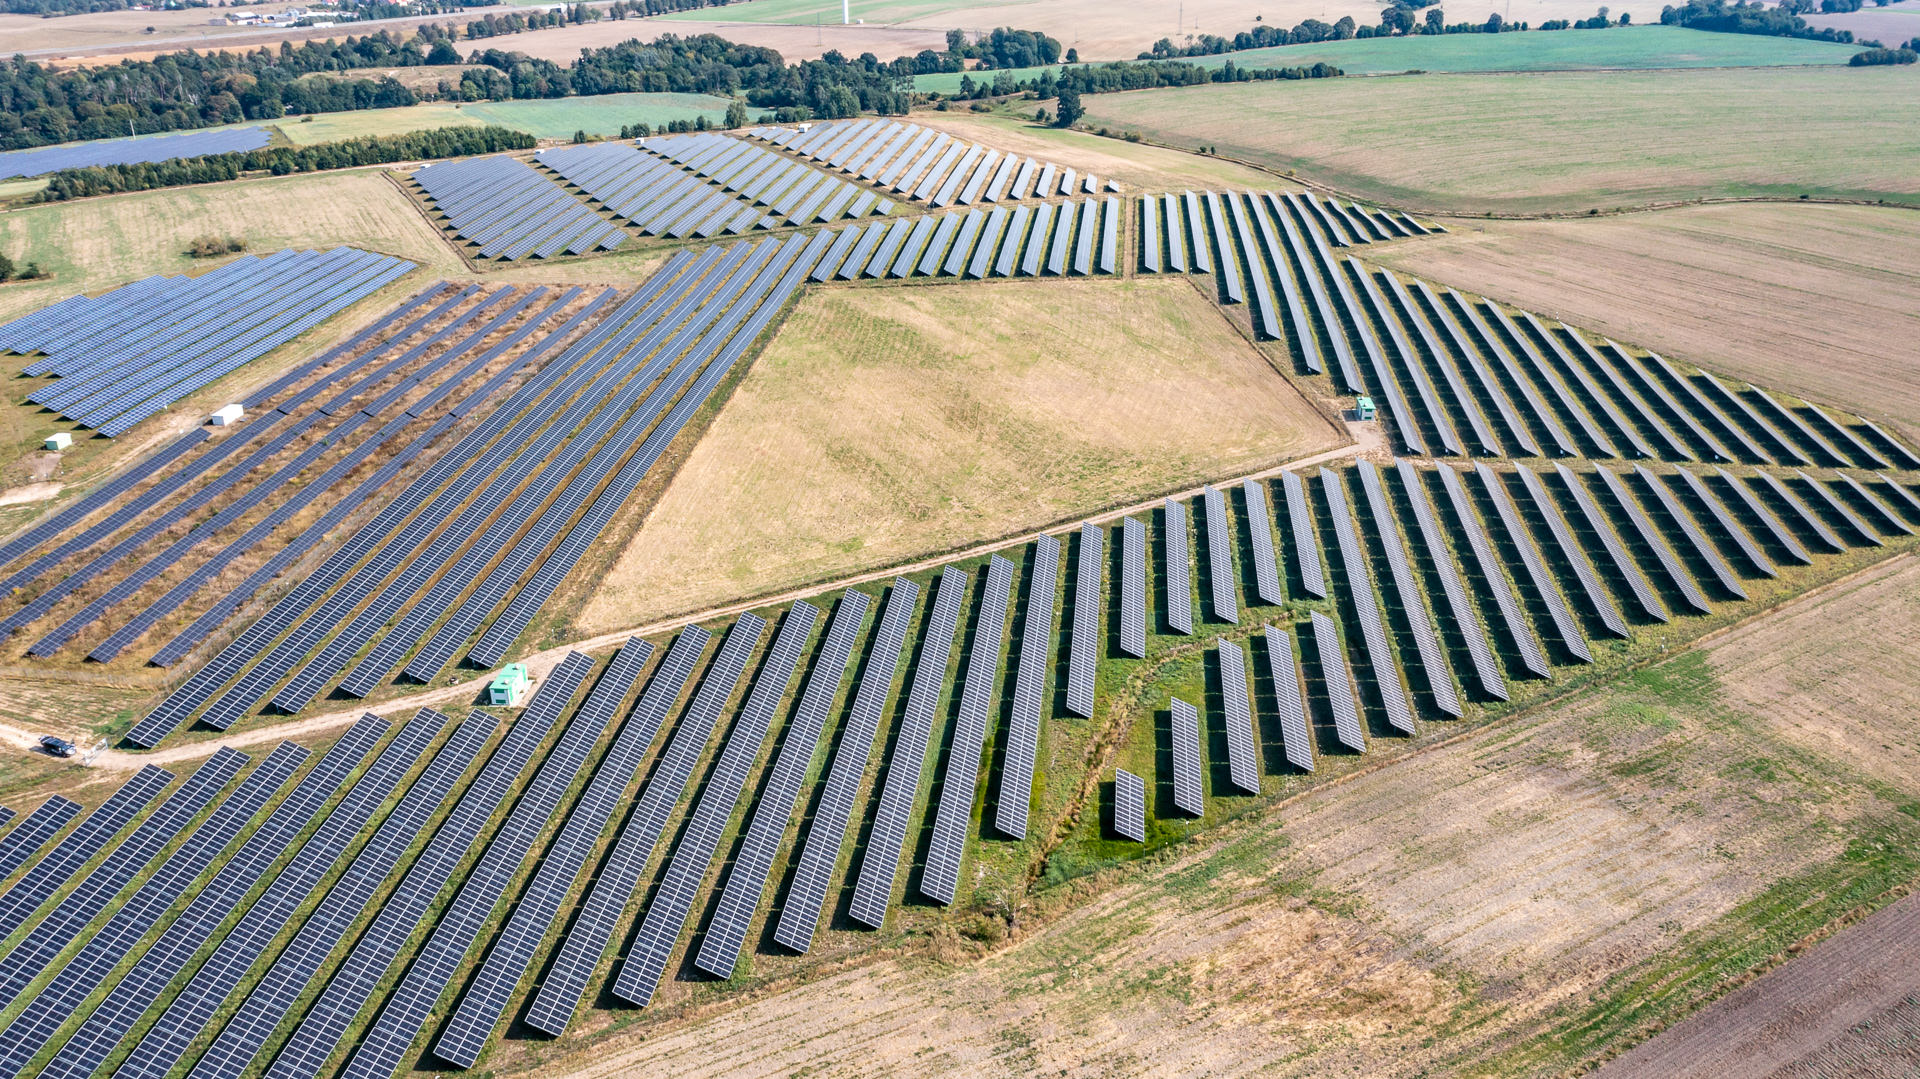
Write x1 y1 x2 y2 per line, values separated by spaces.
1081 65 1920 214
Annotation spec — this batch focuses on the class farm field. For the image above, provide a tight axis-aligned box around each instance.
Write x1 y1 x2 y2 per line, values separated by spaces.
1372 203 1920 440
906 111 1292 193
527 552 1920 1079
256 92 737 145
912 26 1859 93
1081 65 1920 214
577 275 1342 632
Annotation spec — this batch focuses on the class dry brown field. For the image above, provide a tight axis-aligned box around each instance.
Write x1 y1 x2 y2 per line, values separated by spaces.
523 552 1920 1079
575 275 1342 632
1372 203 1920 442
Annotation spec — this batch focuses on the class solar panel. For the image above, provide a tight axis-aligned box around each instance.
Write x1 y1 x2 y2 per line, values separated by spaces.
769 581 919 956
1169 698 1205 816
496 627 713 1039
1350 262 1463 456
1321 468 1418 731
1629 464 1754 598
1437 465 1553 678
1407 278 1536 457
1396 460 1511 696
1272 193 1359 391
185 711 486 1079
1281 471 1326 598
1065 523 1102 718
1164 193 1189 273
993 538 1059 841
1591 466 1715 613
1741 386 1848 467
1308 611 1366 753
1140 196 1163 273
0 766 169 945
1447 290 1579 457
1112 769 1147 842
1747 469 1846 553
1638 353 1770 463
1509 463 1632 639
1548 462 1670 623
1248 193 1322 373
1691 374 1801 465
333 651 616 1079
1164 498 1194 635
1483 305 1618 458
1601 341 1733 461
849 567 967 930
692 593 867 979
0 798 77 895
1794 469 1885 546
1265 625 1314 771
1236 479 1282 606
1201 485 1239 623
270 661 592 1079
1356 461 1464 714
110 712 447 1079
36 720 384 1079
1203 192 1243 302
920 554 1018 905
1379 269 1497 454
1473 463 1594 662
1709 467 1810 565
602 606 806 1006
0 127 271 180
1830 473 1915 539
1554 324 1689 460
1119 517 1147 659
1667 467 1777 577
1217 640 1259 793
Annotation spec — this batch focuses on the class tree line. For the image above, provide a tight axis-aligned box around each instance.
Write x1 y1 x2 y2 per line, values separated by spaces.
1658 0 1855 41
35 124 531 200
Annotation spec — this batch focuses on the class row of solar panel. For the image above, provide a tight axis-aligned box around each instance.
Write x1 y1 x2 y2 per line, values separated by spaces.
536 141 773 238
1138 188 1920 470
807 196 1121 282
0 126 271 180
6 458 1910 1079
752 118 1110 205
0 283 604 672
123 230 834 748
641 132 893 226
413 154 626 260
0 247 414 436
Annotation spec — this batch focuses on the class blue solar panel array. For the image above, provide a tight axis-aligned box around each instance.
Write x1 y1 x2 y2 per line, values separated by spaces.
0 247 413 435
0 126 270 180
414 154 626 260
921 554 1016 906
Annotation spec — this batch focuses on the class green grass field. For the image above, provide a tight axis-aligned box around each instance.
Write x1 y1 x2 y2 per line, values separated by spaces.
654 0 1002 24
1080 64 1920 214
258 91 737 144
911 26 1857 93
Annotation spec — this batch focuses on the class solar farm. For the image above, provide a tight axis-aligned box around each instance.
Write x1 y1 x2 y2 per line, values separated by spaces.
0 106 1915 1079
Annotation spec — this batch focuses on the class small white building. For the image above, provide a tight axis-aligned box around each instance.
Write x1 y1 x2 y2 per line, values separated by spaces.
43 432 71 452
211 404 245 427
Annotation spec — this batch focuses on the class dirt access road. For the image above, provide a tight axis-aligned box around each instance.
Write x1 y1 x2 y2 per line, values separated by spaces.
20 422 1375 770
1596 889 1920 1078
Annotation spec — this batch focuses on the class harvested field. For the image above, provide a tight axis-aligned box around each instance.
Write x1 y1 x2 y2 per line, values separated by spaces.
1597 889 1920 1078
1371 203 1920 440
1080 66 1920 215
576 276 1342 631
523 553 1920 1079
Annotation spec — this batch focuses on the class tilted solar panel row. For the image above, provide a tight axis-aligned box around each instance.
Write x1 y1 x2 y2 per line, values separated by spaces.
995 539 1058 841
1201 485 1239 624
308 657 586 1079
1669 467 1777 577
1281 470 1326 599
1169 698 1204 816
1546 462 1670 623
1217 640 1259 794
1350 261 1463 456
1710 467 1810 566
1795 469 1885 545
849 566 967 929
1378 269 1500 455
1119 516 1147 659
773 580 920 955
1246 193 1322 369
1508 464 1630 640
1241 480 1282 607
0 126 270 181
1747 469 1845 553
1066 522 1102 716
1164 498 1194 635
0 765 170 944
1321 468 1417 733
424 641 652 1068
0 431 204 572
645 133 880 226
1590 465 1713 614
1275 193 1362 392
1482 302 1618 458
1395 461 1508 697
519 626 713 1035
1473 463 1594 662
1628 464 1750 599
538 142 756 239
1554 323 1687 460
414 154 623 259
111 711 448 1079
0 798 79 895
0 748 245 1017
692 593 864 979
186 710 485 1079
1448 291 1579 458
1356 461 1462 716
615 607 815 1012
1266 625 1315 772
0 743 300 1079
35 718 386 1079
1309 610 1368 753
1437 465 1553 679
921 554 1018 906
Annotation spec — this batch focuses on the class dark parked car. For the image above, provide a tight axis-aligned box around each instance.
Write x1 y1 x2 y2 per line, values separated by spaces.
39 736 75 758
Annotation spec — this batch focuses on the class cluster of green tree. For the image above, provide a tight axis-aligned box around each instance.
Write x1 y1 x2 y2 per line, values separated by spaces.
1140 5 1591 57
186 234 247 258
36 123 530 200
457 5 594 41
330 0 492 24
1537 7 1628 29
953 57 1339 104
1659 0 1854 41
942 27 1063 69
0 253 45 282
1850 44 1917 62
